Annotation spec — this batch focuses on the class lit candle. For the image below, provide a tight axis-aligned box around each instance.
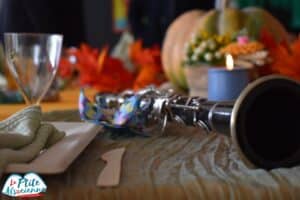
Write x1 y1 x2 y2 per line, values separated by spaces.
207 54 250 101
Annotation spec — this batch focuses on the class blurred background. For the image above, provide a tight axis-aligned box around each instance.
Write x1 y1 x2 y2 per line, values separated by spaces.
0 0 298 48
0 0 214 47
0 0 300 106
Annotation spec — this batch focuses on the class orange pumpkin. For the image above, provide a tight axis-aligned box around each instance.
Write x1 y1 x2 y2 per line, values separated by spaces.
162 7 289 90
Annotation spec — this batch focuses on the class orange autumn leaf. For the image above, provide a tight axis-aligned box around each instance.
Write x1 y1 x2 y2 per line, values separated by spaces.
129 40 143 65
70 43 134 92
129 40 166 90
260 28 277 49
59 57 74 78
59 41 166 92
97 45 109 73
266 37 300 81
133 66 165 91
259 29 300 80
58 47 81 79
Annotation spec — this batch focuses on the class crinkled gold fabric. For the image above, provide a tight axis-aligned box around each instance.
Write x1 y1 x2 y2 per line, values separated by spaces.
1 111 300 200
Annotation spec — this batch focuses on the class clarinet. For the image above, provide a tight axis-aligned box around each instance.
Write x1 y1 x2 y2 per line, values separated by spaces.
79 75 300 170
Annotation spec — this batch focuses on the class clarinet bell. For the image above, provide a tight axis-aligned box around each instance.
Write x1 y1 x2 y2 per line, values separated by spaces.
231 75 300 169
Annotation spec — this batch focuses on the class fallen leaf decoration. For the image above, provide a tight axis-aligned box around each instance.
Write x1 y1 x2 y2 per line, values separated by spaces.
58 40 166 92
129 40 166 90
260 30 300 81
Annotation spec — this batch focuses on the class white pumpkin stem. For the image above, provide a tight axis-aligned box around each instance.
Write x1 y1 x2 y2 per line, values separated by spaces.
215 0 229 10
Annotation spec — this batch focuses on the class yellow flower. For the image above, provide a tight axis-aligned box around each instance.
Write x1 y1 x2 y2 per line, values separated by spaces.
200 31 209 39
215 36 224 44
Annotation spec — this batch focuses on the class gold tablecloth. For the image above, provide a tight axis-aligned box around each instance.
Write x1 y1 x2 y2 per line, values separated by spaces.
2 116 300 200
1 105 300 200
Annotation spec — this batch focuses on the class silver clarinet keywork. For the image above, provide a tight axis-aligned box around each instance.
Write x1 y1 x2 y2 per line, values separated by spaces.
79 75 300 170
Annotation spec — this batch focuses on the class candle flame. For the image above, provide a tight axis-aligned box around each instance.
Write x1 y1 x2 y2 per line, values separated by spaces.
226 54 234 70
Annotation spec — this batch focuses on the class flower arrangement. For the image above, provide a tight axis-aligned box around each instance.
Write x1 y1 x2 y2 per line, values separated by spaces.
219 35 270 69
182 29 274 70
183 32 231 66
184 27 300 83
182 29 279 96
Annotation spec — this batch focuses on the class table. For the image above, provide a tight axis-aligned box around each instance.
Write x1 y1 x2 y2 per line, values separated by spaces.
0 88 97 120
0 88 300 199
2 119 299 200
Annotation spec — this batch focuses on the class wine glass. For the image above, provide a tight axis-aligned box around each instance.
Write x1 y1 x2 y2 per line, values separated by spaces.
4 33 63 105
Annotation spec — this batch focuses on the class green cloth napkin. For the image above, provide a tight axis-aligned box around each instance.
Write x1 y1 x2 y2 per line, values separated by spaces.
0 106 65 178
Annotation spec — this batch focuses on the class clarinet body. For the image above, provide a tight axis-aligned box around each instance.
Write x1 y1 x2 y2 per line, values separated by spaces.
81 75 300 169
161 96 233 135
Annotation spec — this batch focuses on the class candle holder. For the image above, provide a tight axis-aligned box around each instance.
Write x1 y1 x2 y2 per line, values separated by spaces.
208 67 250 101
207 54 250 101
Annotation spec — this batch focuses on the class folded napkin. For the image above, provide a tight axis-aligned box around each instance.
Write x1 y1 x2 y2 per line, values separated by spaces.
0 106 65 178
